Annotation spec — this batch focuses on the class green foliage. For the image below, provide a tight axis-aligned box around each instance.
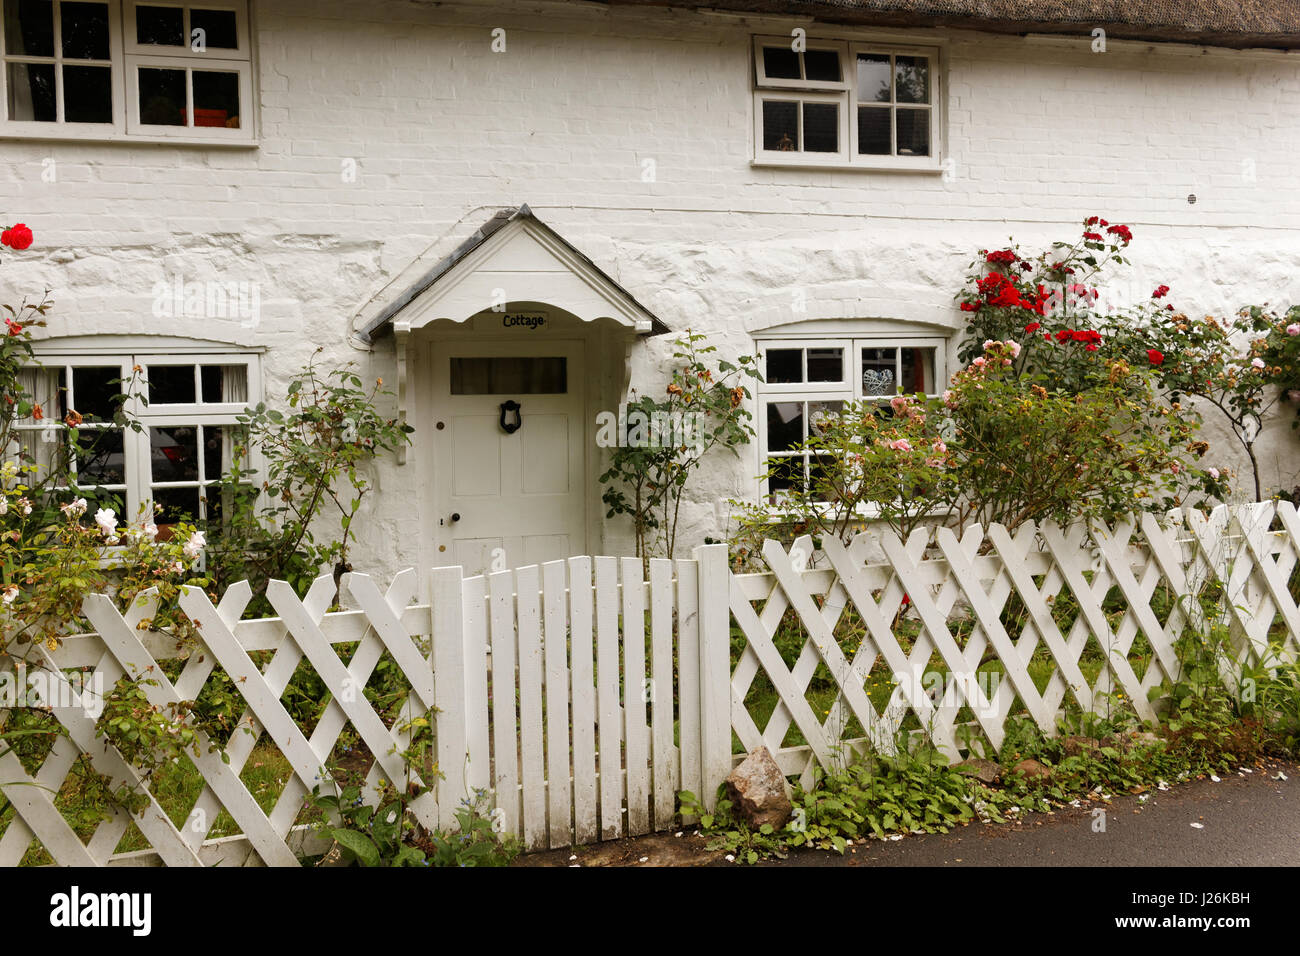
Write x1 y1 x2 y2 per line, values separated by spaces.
207 350 413 610
309 785 517 868
600 331 760 567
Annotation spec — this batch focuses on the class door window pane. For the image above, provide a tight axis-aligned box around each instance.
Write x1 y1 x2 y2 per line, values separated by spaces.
139 67 186 125
5 0 54 56
450 356 567 395
761 99 798 152
802 102 838 153
60 1 109 59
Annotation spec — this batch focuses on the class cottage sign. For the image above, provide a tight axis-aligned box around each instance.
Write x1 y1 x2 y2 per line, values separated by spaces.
500 311 548 330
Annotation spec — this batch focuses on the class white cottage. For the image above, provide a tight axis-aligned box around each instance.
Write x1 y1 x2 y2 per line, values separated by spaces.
2 0 1299 580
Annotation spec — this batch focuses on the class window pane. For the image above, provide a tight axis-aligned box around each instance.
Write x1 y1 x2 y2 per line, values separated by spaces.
765 349 801 384
901 347 937 393
201 364 247 402
808 400 843 436
856 53 891 103
857 106 890 155
761 46 800 80
4 0 54 57
62 65 111 122
190 8 238 49
803 49 840 82
138 67 186 125
449 356 567 395
896 108 930 157
766 401 803 452
71 366 121 420
895 56 929 104
151 424 199 482
75 427 124 484
148 364 195 404
806 348 842 382
60 1 108 59
6 62 55 121
761 99 798 152
861 348 898 396
191 69 239 127
767 455 801 495
151 486 199 525
201 424 231 481
136 4 184 45
802 102 838 153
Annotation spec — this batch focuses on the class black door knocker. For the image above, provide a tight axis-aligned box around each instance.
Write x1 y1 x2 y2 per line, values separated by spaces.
499 400 522 434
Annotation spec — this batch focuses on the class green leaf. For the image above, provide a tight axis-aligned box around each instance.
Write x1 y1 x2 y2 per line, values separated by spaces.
330 828 381 868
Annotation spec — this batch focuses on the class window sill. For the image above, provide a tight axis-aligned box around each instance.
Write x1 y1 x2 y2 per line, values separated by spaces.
751 158 943 174
0 130 257 148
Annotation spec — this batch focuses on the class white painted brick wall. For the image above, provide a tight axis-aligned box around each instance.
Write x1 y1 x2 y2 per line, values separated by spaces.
2 0 1299 576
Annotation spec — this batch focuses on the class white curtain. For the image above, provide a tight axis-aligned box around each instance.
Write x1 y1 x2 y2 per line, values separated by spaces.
11 367 62 480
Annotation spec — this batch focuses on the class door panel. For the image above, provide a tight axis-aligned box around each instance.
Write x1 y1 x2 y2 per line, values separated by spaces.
432 338 586 577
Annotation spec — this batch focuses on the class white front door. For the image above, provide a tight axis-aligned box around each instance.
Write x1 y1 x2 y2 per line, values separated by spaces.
430 338 587 575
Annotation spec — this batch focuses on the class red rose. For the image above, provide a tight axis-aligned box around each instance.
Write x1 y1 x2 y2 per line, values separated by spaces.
1152 285 1170 299
1084 216 1100 226
985 249 1018 266
960 302 978 312
1147 349 1165 366
1083 232 1103 241
1 223 33 250
1024 322 1041 333
1085 344 1099 352
5 319 20 336
1106 224 1133 244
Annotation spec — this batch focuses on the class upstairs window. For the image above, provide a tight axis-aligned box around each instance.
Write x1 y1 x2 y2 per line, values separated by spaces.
0 0 253 141
752 36 940 169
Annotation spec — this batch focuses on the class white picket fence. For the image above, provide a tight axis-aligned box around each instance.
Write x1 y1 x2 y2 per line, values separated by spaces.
2 502 1297 864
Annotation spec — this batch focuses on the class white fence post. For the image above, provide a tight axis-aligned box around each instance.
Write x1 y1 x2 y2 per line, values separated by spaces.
694 543 732 811
431 564 468 832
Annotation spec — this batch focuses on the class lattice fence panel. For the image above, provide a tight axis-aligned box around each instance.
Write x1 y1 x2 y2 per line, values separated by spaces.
729 503 1300 784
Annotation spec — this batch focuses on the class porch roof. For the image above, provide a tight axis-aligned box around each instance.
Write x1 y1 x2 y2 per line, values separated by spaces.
356 205 670 342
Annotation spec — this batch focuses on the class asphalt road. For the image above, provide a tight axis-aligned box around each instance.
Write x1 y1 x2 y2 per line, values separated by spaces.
766 760 1299 867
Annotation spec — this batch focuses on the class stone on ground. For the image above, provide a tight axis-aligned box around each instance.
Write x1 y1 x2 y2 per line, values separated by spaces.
725 746 793 829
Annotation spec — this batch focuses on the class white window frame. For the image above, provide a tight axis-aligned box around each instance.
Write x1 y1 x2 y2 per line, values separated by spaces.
0 0 124 134
0 0 255 144
752 35 943 172
10 344 262 526
754 334 948 501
